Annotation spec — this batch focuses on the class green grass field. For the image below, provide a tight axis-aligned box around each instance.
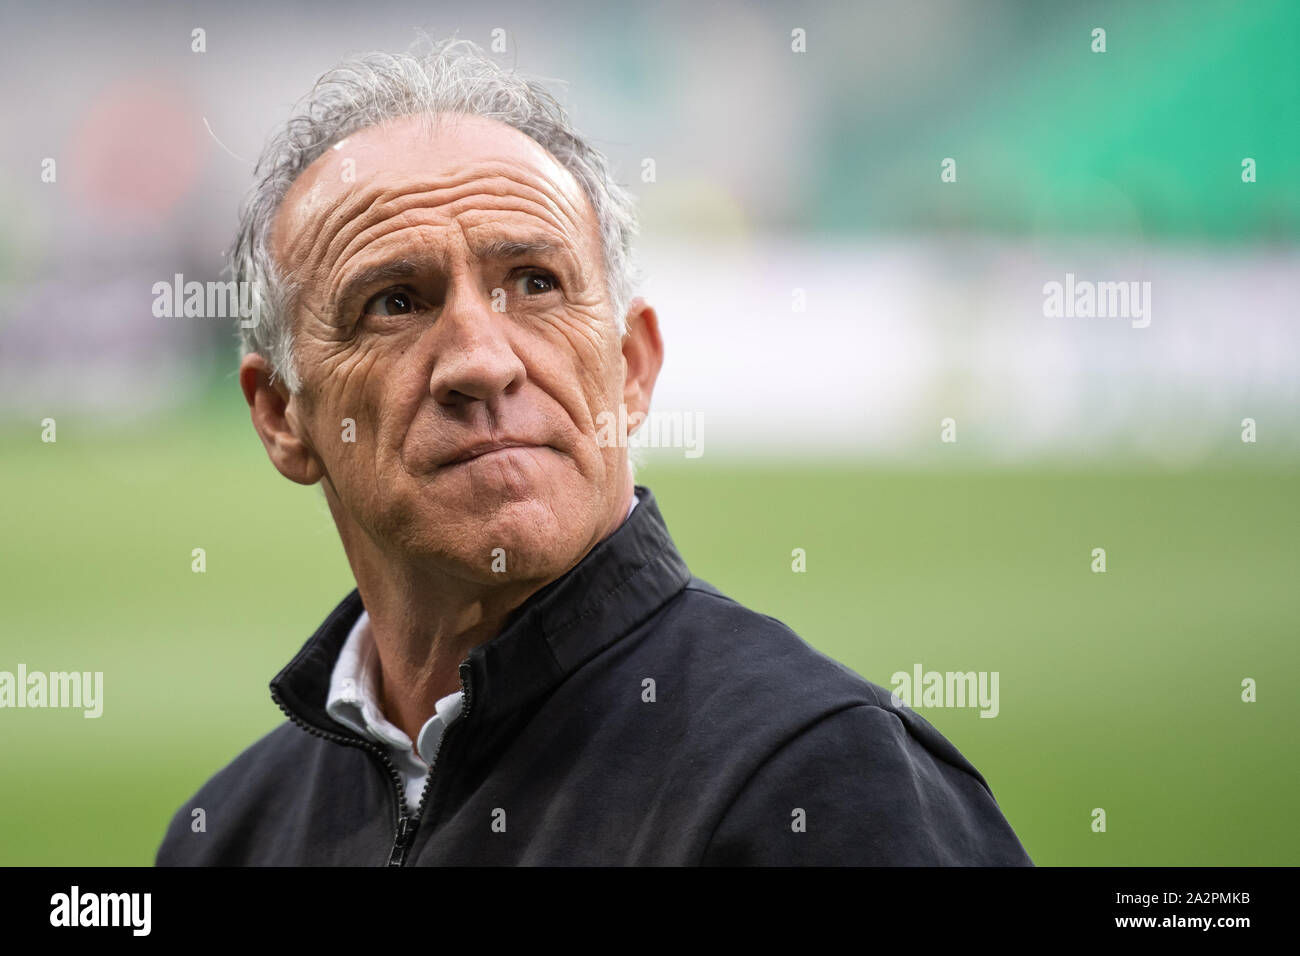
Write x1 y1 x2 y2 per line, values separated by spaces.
1 407 1296 865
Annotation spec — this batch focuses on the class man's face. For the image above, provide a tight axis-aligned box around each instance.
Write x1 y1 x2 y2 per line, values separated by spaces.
261 112 648 585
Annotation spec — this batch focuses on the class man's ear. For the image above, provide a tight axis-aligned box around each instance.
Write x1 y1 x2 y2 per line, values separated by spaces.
239 352 324 486
620 297 664 424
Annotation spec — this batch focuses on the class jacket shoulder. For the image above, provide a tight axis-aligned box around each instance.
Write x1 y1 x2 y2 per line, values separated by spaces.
154 721 314 866
675 578 997 776
667 576 914 720
701 701 1033 865
654 579 1031 864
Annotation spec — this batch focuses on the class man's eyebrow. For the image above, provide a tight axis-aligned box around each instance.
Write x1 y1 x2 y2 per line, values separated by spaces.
334 236 575 309
335 259 423 307
470 235 572 262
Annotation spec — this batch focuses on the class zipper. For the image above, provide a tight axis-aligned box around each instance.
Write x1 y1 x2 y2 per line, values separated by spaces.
388 816 418 866
399 659 475 864
271 656 475 868
270 687 413 866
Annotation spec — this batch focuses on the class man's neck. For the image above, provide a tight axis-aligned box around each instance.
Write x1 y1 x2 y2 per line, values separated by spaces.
336 487 638 746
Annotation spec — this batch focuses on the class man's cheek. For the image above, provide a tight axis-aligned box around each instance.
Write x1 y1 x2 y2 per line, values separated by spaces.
539 308 612 365
314 346 393 423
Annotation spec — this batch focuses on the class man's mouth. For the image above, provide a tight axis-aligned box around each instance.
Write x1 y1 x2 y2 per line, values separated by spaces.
443 440 547 467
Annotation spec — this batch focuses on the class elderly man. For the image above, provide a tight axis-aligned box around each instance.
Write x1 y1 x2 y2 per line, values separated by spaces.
155 39 1032 866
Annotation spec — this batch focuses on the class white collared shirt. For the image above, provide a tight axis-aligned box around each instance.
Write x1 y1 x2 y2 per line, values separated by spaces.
325 493 638 812
326 612 464 812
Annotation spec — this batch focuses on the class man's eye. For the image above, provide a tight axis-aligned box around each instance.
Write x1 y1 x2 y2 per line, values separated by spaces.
363 288 417 317
515 270 558 296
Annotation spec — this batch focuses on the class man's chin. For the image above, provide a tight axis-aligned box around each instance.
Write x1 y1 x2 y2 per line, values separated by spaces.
407 495 590 582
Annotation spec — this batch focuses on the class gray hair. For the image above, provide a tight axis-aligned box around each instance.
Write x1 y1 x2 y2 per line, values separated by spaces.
231 36 641 393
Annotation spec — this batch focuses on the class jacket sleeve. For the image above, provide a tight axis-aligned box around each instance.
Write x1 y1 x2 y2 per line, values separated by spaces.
700 703 1033 865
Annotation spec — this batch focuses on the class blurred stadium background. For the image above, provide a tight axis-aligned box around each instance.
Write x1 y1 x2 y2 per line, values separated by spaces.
0 0 1296 865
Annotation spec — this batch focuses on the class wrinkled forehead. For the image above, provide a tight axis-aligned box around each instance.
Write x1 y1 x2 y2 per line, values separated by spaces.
269 111 599 273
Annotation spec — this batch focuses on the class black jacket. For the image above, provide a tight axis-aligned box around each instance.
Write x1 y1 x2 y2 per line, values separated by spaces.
155 486 1033 866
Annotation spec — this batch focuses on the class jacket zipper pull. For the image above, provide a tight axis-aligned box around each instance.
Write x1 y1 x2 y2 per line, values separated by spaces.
387 816 418 867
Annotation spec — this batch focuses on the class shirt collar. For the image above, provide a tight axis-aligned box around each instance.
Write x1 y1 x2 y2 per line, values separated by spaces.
324 611 465 761
271 486 685 740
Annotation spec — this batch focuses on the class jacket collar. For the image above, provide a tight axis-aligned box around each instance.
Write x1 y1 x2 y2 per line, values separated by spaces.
270 485 691 737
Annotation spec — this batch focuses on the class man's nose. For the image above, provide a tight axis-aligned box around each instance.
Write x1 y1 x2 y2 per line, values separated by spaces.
427 285 527 407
